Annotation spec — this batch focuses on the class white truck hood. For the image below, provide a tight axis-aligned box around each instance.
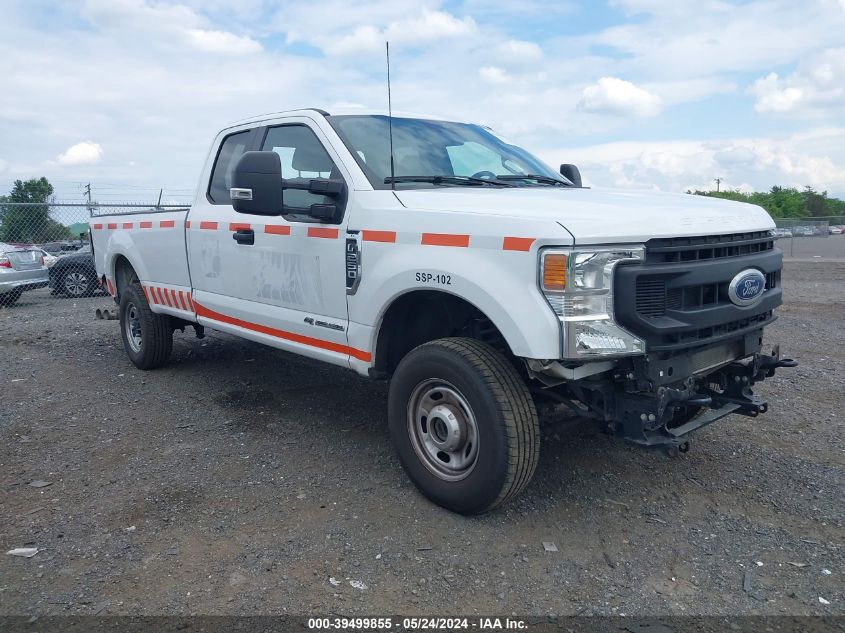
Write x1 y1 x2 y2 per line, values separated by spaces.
394 187 775 244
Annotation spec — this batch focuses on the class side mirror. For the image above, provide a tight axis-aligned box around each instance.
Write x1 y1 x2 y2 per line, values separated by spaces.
560 164 582 187
231 151 283 215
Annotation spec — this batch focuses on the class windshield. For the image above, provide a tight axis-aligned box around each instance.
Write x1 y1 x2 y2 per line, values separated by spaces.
328 115 566 189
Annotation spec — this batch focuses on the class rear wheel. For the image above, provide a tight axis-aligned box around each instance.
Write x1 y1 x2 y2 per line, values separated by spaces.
0 288 22 307
61 268 95 297
388 338 539 515
119 282 173 369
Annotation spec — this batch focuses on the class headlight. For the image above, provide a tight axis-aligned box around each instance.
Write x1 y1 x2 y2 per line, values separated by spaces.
541 247 645 357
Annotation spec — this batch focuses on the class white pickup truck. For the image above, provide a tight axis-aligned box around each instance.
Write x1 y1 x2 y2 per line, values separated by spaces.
92 109 795 514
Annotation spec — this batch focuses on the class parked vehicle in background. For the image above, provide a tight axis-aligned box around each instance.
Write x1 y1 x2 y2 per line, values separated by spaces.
33 248 59 268
90 109 796 514
49 245 99 298
772 228 792 238
828 226 842 235
40 241 83 255
0 242 48 306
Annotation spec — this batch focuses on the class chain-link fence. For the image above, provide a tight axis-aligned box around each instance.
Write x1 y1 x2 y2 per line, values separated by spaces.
0 202 185 306
773 216 845 258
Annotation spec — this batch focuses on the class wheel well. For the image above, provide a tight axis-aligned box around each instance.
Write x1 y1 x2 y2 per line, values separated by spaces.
373 291 510 377
113 255 139 296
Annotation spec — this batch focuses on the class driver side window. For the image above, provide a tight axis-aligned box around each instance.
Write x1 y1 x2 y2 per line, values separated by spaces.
261 124 339 212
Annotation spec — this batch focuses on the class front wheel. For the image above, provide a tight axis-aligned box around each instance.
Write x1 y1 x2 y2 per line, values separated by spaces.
388 338 540 515
119 282 173 369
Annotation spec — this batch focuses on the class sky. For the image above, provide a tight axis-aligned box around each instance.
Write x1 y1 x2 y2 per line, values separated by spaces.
0 0 844 204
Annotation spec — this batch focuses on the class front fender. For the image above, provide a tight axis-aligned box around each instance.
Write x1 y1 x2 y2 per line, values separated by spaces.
352 243 563 359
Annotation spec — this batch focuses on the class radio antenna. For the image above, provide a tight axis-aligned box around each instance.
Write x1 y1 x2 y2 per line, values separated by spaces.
386 41 396 191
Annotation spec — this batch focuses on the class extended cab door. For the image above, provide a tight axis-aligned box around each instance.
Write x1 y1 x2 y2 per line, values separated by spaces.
187 117 359 368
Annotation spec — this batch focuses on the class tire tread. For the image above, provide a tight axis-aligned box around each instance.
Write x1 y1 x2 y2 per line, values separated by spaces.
407 337 539 512
120 282 172 369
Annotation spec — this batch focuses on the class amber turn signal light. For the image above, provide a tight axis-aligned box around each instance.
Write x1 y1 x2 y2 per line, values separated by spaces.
542 253 567 291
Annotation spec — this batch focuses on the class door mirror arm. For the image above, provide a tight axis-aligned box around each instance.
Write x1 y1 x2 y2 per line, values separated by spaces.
282 178 345 198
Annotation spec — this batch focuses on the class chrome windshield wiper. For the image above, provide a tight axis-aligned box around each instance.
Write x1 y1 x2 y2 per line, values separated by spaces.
494 174 572 186
384 175 515 187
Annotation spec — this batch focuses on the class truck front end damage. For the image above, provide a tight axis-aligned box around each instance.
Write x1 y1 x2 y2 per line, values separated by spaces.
531 230 797 448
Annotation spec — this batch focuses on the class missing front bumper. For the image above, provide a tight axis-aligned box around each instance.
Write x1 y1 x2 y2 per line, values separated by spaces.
612 345 797 447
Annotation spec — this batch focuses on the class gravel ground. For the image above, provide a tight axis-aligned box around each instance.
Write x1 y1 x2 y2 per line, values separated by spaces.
0 260 842 618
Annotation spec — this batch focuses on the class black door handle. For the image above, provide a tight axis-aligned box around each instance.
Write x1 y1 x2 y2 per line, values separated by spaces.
233 229 255 245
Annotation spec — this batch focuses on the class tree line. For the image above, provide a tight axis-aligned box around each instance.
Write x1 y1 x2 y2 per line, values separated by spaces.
0 177 75 243
688 185 845 219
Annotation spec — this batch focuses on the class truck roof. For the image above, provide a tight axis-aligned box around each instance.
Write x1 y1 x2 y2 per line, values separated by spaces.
222 108 462 130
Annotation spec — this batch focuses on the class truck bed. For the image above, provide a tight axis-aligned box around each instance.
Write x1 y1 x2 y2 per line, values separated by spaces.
91 208 194 319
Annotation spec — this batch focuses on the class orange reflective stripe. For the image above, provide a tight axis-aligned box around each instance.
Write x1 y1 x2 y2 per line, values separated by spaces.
185 221 191 229
170 289 179 307
160 220 175 228
265 225 291 235
92 224 103 230
502 237 535 252
362 230 396 243
186 293 194 311
307 227 339 239
229 223 251 231
177 291 187 310
421 233 469 247
200 221 218 230
107 223 117 230
122 222 133 229
141 286 150 303
194 301 371 362
139 221 153 229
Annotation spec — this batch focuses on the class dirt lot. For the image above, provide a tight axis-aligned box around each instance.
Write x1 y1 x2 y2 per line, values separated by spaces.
1 260 842 618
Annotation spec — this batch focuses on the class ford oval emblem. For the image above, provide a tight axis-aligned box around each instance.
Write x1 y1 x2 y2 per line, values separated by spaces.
728 269 766 306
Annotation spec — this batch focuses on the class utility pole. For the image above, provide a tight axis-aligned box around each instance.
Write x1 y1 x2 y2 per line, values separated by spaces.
83 183 93 213
714 178 722 193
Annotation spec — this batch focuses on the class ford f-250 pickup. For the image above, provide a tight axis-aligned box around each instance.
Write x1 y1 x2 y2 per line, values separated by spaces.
92 108 795 514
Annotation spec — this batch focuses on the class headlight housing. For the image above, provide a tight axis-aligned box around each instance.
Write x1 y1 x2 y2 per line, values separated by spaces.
540 247 645 357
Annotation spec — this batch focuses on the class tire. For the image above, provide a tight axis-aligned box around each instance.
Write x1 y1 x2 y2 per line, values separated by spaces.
60 267 95 297
0 288 22 307
119 282 173 370
388 337 540 515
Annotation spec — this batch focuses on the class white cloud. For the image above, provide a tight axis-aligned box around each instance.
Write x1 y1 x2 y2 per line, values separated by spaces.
386 9 476 42
55 142 103 166
479 66 510 84
578 77 662 117
185 29 261 54
542 128 845 195
751 48 845 115
495 39 543 63
323 25 383 56
321 9 477 55
82 0 261 54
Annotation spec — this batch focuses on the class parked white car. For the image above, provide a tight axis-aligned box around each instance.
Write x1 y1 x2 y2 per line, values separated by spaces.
91 109 795 513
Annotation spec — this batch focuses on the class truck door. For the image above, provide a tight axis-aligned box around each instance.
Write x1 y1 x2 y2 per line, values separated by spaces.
187 118 357 368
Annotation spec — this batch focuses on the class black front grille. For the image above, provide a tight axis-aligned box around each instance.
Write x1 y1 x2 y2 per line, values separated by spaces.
616 231 783 353
645 230 775 264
